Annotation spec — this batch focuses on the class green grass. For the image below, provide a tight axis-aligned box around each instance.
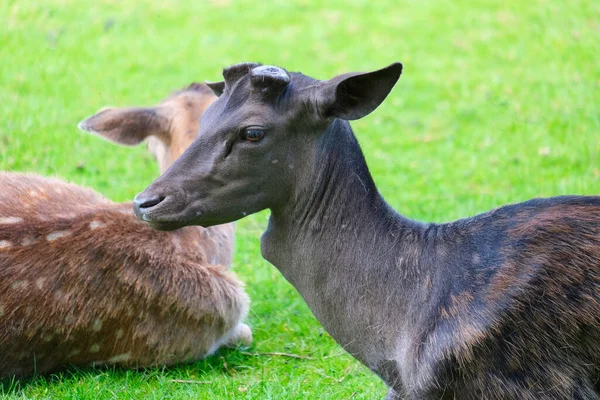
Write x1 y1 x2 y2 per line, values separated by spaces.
1 0 599 398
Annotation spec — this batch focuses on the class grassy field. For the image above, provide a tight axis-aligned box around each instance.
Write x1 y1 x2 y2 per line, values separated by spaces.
1 0 599 398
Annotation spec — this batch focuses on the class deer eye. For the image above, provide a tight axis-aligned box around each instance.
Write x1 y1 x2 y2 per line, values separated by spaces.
242 128 265 142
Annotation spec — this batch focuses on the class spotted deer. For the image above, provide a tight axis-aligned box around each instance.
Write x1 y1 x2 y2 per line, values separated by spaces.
0 83 251 380
134 63 600 399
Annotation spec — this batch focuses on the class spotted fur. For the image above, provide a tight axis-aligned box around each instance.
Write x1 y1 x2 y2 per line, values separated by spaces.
0 84 250 379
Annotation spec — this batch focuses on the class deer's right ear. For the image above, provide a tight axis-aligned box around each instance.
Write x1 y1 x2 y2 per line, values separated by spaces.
78 107 168 146
314 62 403 121
206 81 225 97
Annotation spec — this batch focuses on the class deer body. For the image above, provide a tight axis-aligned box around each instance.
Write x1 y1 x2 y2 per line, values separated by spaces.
134 63 600 399
261 136 600 398
0 83 250 379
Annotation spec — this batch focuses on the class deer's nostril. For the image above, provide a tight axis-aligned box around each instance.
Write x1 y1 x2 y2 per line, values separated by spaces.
133 191 169 221
134 194 164 210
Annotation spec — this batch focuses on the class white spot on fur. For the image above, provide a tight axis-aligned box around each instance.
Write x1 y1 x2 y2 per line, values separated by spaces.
11 280 28 290
107 352 131 363
89 220 104 229
115 329 124 339
92 319 103 332
35 277 46 290
90 344 100 353
21 237 38 246
57 213 77 219
271 159 279 164
0 217 23 224
29 190 38 197
0 240 11 249
47 230 70 241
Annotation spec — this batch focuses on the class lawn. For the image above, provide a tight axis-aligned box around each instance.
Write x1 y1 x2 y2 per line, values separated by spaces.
1 0 599 398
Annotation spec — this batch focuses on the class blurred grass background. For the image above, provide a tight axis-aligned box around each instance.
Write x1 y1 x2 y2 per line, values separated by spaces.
1 0 599 398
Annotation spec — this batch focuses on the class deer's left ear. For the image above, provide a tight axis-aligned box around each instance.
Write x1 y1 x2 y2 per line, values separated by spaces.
78 107 169 146
313 62 403 121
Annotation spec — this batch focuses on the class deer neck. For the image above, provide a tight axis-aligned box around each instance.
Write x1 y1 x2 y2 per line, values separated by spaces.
261 120 428 367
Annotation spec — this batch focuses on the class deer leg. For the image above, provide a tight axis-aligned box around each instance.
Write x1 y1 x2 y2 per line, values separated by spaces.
223 323 252 348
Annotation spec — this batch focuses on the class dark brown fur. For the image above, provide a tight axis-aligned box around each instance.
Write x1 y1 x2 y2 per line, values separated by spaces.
134 63 600 399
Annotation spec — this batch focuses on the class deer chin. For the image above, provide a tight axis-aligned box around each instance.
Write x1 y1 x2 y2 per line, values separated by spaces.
136 202 229 230
144 219 189 232
145 216 225 231
135 206 193 231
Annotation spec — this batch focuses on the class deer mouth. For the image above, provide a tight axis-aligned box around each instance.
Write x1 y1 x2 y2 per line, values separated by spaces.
132 191 190 229
133 191 226 230
133 207 189 231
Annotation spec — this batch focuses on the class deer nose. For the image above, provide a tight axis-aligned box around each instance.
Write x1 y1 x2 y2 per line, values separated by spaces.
133 193 164 219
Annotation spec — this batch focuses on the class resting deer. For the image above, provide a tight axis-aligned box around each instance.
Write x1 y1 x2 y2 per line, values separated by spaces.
0 83 250 380
134 63 600 399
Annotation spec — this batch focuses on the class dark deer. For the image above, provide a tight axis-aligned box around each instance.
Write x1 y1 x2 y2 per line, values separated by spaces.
133 63 600 399
0 83 251 380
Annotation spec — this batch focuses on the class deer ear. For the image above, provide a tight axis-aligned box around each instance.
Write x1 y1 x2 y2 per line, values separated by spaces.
316 62 403 121
206 81 225 97
78 107 168 146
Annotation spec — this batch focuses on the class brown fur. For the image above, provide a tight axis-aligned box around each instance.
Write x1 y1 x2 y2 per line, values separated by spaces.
0 84 250 379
